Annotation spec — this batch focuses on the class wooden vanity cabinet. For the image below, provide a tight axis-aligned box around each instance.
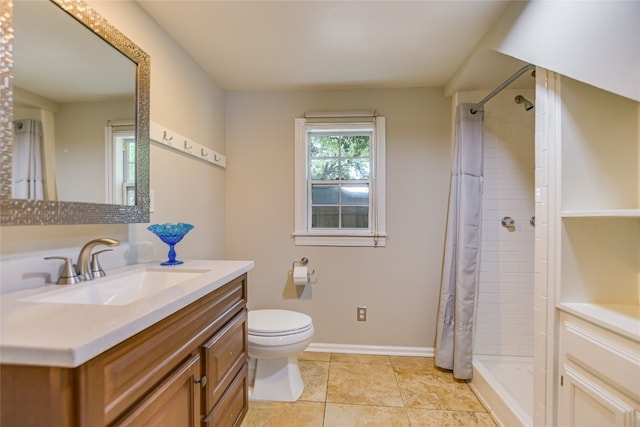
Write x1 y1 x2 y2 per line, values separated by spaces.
0 273 249 427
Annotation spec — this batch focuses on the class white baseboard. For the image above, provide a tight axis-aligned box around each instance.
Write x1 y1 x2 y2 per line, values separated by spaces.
306 342 434 357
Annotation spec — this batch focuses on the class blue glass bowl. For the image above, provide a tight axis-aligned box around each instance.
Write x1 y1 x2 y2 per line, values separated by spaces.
147 222 194 265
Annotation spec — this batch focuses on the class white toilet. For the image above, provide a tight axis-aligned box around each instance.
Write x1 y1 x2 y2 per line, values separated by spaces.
247 309 314 402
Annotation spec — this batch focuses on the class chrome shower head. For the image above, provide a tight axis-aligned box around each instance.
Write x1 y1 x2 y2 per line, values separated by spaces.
515 95 534 111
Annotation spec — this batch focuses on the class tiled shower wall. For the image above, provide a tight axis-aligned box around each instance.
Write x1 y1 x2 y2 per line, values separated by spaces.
459 89 536 357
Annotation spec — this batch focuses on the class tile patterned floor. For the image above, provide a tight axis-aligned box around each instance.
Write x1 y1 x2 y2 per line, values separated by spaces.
241 352 497 427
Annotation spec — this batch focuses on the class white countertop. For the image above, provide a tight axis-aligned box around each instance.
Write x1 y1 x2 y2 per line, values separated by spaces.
0 259 254 367
558 302 640 342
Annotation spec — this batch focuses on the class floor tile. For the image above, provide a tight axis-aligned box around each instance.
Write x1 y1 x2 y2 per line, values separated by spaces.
241 401 325 427
327 362 404 407
300 351 331 362
407 408 497 426
394 364 486 411
324 403 410 426
299 359 329 402
330 353 391 365
389 356 439 369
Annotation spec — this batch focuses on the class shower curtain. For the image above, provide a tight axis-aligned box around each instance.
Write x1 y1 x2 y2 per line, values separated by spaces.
12 119 45 200
435 103 483 380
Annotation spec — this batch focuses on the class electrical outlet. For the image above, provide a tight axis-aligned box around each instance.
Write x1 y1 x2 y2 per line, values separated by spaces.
357 306 367 321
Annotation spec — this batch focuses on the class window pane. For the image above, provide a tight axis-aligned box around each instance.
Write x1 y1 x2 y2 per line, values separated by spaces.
310 159 340 180
341 206 368 228
341 185 369 205
126 186 135 206
341 158 369 180
340 135 370 157
312 185 339 204
312 206 338 228
127 140 136 161
309 135 339 157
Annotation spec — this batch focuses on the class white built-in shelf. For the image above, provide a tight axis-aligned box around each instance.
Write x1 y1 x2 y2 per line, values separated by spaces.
149 121 226 168
558 303 640 342
561 209 640 218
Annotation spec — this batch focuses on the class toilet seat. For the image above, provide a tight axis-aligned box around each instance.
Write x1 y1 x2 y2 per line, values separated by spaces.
248 309 312 337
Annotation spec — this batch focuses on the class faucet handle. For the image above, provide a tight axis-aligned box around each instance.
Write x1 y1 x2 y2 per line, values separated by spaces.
44 256 81 285
90 249 113 278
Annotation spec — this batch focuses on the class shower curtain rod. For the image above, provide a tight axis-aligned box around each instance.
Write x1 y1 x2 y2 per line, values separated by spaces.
470 64 535 114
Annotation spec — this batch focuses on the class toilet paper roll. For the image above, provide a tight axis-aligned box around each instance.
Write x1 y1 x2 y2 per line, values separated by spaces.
293 265 308 286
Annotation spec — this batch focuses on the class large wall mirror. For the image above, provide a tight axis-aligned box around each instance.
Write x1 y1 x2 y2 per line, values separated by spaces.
0 0 150 225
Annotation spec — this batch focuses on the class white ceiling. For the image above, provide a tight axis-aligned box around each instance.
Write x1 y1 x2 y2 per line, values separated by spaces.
136 0 532 92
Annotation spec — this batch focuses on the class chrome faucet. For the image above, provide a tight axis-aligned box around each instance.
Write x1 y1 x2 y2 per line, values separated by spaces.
76 238 120 281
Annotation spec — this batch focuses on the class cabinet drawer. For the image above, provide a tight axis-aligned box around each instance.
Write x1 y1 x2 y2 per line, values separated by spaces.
202 309 248 414
204 364 248 427
560 313 640 402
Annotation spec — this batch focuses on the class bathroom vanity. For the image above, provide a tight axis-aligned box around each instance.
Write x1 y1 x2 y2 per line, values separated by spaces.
0 260 253 427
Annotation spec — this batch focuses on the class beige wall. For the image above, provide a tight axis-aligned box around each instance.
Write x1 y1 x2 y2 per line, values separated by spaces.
54 100 133 204
2 1 226 261
225 88 452 347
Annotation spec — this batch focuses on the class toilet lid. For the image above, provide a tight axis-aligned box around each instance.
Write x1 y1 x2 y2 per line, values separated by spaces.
248 309 313 336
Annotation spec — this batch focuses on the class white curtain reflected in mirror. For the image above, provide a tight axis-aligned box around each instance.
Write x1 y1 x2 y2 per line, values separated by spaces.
12 119 45 200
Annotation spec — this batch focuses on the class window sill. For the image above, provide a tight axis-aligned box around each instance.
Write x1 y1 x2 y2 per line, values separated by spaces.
293 233 387 247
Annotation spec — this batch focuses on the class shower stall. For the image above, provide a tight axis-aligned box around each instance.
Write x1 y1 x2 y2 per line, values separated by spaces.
456 86 536 427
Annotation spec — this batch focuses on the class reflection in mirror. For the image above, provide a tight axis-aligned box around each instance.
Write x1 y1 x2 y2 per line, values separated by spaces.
13 0 136 204
0 0 150 225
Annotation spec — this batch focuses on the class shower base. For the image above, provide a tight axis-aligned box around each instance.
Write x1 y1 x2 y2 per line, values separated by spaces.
470 355 533 427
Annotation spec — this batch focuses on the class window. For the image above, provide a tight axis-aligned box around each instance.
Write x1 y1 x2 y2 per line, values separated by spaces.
294 116 386 247
120 133 137 205
106 121 136 205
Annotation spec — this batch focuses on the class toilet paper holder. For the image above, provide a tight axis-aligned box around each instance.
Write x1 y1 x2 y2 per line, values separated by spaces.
292 257 315 278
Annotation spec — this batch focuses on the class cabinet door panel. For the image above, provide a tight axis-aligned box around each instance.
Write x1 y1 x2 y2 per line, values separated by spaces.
204 364 248 427
559 363 636 427
116 354 202 427
202 309 247 413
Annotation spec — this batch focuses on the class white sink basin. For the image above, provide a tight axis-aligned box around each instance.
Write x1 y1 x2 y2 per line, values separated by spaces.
23 267 208 306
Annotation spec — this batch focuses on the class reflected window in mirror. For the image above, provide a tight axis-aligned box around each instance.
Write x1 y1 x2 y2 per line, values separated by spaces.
107 121 136 206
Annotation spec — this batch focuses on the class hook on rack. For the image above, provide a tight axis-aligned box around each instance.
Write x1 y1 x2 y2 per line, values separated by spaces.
184 140 192 150
162 130 173 144
201 148 208 157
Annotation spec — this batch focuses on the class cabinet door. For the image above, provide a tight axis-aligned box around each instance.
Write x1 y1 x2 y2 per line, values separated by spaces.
202 310 247 414
559 362 637 427
204 364 248 427
116 354 202 427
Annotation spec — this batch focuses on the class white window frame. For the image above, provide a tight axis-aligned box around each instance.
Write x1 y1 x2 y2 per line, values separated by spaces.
294 116 387 247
